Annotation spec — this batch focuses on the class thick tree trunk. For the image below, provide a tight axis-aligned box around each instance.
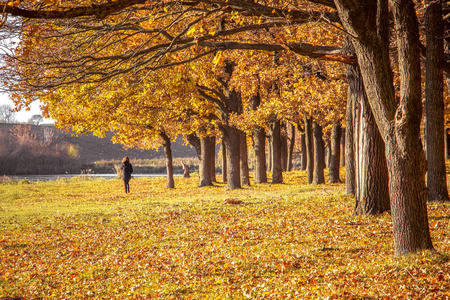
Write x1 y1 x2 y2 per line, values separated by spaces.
352 79 390 215
304 116 314 184
223 126 241 189
335 0 433 254
160 132 174 189
287 123 295 171
312 121 325 184
300 132 307 171
240 130 250 186
425 2 449 202
328 123 341 183
345 38 390 215
199 135 215 187
253 126 268 184
221 139 227 183
270 119 283 183
250 92 267 183
340 129 345 167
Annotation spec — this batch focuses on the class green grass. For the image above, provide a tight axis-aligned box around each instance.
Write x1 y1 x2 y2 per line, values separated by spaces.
1 172 450 299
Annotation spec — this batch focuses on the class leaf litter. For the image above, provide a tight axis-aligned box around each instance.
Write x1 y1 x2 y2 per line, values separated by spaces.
0 173 450 299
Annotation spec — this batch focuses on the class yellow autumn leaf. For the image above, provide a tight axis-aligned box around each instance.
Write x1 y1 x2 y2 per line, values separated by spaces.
187 27 196 36
212 51 223 65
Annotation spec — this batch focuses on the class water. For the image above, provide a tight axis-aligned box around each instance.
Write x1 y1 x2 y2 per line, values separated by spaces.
6 174 173 182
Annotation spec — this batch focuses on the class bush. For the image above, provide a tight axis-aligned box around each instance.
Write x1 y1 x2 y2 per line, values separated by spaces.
0 125 82 175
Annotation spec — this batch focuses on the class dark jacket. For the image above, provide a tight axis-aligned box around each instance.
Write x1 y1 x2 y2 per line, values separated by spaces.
121 161 133 180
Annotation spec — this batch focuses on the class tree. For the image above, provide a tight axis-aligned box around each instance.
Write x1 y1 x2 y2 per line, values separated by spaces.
424 1 450 202
0 104 17 123
27 114 44 125
335 0 433 254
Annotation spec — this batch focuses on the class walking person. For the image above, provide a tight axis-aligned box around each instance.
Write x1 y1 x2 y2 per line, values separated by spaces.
120 156 133 193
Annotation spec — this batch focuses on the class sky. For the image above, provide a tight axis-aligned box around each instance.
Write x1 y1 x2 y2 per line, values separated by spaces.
0 93 53 124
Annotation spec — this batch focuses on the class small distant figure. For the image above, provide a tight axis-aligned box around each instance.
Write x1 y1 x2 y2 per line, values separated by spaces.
120 156 133 193
182 162 190 178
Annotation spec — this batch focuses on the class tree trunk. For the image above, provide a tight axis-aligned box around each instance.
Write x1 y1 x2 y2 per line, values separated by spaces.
160 132 174 189
326 141 331 169
287 123 295 171
270 119 283 183
328 123 341 183
352 78 390 215
446 130 450 159
304 116 314 184
340 129 345 167
267 135 273 172
300 132 307 171
281 123 288 171
182 163 190 178
312 121 325 184
223 126 241 189
425 2 449 202
222 139 227 183
335 0 433 254
345 38 390 215
210 136 216 183
253 126 268 184
240 130 250 186
199 135 214 187
344 84 356 196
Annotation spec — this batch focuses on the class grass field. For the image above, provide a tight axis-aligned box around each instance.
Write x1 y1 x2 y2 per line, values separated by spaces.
1 171 450 299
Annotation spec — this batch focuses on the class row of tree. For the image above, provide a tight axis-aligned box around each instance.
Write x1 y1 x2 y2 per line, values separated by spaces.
0 104 45 124
0 0 449 256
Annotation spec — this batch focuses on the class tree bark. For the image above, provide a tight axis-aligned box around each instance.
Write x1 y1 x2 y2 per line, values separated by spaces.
446 130 450 159
340 129 345 167
326 141 331 169
425 2 449 202
223 126 241 189
304 116 314 184
335 0 433 254
287 123 295 171
328 123 341 183
300 132 307 171
160 132 174 189
345 84 356 196
222 139 227 183
352 78 390 215
312 121 325 184
209 135 216 183
253 126 268 184
250 92 268 183
345 38 390 215
267 135 273 173
281 122 288 171
270 119 283 183
199 135 215 187
240 130 251 186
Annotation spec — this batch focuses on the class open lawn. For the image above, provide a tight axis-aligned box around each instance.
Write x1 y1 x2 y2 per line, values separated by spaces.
1 172 450 299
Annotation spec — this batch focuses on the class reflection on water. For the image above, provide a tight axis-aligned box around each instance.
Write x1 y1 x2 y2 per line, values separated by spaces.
7 174 173 182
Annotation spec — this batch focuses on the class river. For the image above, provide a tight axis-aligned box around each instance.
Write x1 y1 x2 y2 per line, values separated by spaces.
6 174 174 182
